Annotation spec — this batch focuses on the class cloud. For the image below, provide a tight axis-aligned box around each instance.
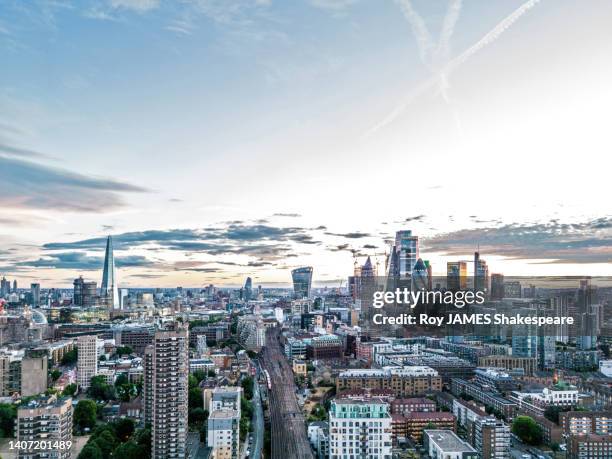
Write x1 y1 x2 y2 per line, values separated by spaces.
41 222 321 266
326 231 372 239
272 213 302 218
309 0 359 10
0 142 51 160
15 252 154 270
423 217 612 264
0 156 148 212
109 0 160 13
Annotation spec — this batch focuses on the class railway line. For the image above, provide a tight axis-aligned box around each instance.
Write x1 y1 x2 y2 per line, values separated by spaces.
261 328 314 459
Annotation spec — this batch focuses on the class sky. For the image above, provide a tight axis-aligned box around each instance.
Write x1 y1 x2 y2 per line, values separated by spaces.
0 0 611 288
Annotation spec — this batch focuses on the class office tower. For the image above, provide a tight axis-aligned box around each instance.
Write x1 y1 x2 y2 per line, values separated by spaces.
503 281 522 298
77 335 98 390
329 398 392 459
207 410 240 459
386 230 419 288
118 288 129 309
447 261 468 291
30 283 40 307
473 417 510 459
101 235 119 309
0 277 8 297
148 325 189 459
412 258 429 291
490 274 504 300
243 277 252 302
73 276 97 307
292 266 313 299
12 279 17 293
17 395 73 459
473 251 489 293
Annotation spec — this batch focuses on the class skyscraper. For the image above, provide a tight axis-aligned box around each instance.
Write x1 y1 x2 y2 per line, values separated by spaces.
77 335 98 390
30 283 40 307
473 251 489 294
490 274 504 300
447 261 468 291
412 258 429 291
386 230 419 285
101 235 119 309
243 277 253 302
0 277 8 297
147 324 189 459
292 267 313 299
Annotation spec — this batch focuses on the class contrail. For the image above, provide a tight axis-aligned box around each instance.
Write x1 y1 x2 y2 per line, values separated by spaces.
394 0 434 65
368 0 542 135
435 0 462 65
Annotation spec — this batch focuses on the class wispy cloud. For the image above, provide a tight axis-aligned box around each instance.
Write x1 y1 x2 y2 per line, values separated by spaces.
0 156 148 212
423 217 612 264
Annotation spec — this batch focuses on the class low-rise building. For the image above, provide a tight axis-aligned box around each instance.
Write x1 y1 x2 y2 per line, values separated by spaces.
424 430 478 459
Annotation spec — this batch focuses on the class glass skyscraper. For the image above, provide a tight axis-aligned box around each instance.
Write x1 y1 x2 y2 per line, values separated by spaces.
291 267 313 299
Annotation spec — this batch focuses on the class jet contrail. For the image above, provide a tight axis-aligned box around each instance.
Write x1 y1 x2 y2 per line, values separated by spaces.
368 0 542 135
435 0 462 65
447 0 541 73
394 0 434 65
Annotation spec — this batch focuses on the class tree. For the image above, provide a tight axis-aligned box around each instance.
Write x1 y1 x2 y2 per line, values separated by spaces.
0 404 17 437
92 430 116 459
134 428 152 458
113 441 145 459
77 444 103 459
116 345 133 356
241 376 254 400
62 383 77 397
50 369 62 381
61 348 78 365
512 416 543 445
74 400 97 430
114 418 135 442
544 406 570 424
189 407 207 425
88 375 115 401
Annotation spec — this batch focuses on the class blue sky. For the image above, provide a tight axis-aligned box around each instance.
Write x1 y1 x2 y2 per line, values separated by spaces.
1 0 611 287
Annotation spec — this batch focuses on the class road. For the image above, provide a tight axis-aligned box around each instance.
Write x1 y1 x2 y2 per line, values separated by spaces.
260 328 314 459
251 376 264 459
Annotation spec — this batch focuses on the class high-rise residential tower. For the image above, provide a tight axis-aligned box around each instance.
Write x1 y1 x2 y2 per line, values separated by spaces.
77 335 98 390
101 235 119 309
146 324 189 459
292 267 313 299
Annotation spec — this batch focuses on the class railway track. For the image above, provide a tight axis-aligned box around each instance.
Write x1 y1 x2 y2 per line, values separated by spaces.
261 328 314 459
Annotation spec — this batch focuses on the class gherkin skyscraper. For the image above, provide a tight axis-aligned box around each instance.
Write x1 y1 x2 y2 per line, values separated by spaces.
101 235 119 309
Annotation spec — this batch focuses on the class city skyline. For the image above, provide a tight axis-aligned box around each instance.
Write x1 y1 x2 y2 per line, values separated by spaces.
1 0 611 286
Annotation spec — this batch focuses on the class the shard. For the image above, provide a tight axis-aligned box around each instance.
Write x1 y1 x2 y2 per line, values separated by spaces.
101 235 119 308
